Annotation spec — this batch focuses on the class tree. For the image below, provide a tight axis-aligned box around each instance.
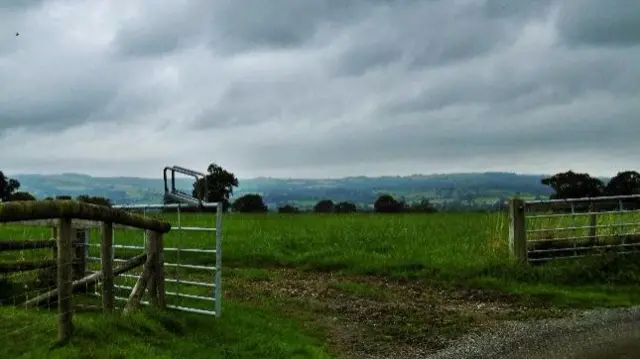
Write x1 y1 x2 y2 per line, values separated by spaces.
334 201 357 213
192 163 239 210
541 171 604 199
6 191 36 201
313 199 334 213
374 194 404 213
0 171 20 202
605 171 640 196
231 194 268 213
56 195 72 200
76 195 112 207
278 204 299 213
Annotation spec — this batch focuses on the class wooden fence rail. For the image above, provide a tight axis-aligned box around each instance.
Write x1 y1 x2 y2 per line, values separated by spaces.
0 200 171 343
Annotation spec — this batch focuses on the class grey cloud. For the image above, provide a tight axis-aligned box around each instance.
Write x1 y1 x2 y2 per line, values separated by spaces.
111 3 207 58
207 0 380 53
481 0 554 19
0 0 44 10
110 0 382 58
0 60 121 133
556 0 640 47
330 1 534 76
237 96 640 172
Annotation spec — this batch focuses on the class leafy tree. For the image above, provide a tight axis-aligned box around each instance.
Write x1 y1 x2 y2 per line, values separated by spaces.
192 163 239 211
0 171 20 202
334 201 357 213
231 194 268 213
56 195 72 200
313 199 334 213
76 195 112 207
541 171 604 199
374 194 404 213
277 204 299 213
605 171 640 196
7 191 36 201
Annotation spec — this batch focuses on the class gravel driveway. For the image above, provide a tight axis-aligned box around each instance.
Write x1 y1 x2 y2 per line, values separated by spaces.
427 306 640 359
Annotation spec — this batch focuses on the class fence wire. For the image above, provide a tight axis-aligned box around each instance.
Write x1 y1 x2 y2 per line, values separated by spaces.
523 196 640 262
0 221 77 356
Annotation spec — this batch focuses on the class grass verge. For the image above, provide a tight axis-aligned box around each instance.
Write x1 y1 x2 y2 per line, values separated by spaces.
0 302 333 359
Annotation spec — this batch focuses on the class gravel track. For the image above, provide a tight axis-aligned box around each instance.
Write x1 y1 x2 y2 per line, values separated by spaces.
427 306 640 359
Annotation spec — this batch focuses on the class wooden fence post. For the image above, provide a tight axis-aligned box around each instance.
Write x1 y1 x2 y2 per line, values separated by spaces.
509 198 527 263
57 217 74 343
101 222 114 312
588 202 598 246
154 231 165 309
145 230 165 309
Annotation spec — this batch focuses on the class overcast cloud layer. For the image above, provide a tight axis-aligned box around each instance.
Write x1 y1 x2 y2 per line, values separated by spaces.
1 0 639 178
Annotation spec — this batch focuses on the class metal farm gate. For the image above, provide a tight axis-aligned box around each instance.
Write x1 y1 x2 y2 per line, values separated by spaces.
84 166 224 316
111 202 223 316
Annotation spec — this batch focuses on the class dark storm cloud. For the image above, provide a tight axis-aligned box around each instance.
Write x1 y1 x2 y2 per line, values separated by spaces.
556 0 640 47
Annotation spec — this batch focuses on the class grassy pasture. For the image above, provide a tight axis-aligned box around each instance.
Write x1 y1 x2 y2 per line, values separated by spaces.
0 210 640 358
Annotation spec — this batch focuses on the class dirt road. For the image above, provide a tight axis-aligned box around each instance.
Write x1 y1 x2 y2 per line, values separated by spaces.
428 306 640 359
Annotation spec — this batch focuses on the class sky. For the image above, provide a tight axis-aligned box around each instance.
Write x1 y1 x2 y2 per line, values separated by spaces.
0 0 639 179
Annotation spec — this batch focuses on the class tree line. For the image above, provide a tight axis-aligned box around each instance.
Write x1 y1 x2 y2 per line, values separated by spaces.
2 166 639 213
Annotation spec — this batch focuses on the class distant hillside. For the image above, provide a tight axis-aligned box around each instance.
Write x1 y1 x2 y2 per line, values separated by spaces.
12 172 557 210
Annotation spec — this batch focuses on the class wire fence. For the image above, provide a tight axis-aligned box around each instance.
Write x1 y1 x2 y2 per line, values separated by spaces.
0 221 76 357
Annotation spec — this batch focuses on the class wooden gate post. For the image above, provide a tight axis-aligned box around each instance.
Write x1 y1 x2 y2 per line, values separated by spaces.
588 202 598 246
101 222 114 312
146 230 165 309
57 217 74 342
509 198 527 263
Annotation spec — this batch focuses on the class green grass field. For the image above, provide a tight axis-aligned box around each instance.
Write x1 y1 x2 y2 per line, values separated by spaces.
1 210 640 358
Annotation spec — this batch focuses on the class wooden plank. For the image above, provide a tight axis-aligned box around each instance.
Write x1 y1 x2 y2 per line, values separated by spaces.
123 253 155 315
0 259 57 273
24 253 147 308
0 240 56 251
0 200 171 233
57 217 74 343
101 222 114 312
2 219 153 230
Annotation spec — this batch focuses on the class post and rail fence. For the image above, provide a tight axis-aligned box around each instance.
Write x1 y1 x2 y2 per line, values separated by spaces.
0 200 171 343
509 194 640 263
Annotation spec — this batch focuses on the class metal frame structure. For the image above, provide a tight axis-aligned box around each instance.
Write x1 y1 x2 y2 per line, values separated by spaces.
163 166 207 206
522 194 640 262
